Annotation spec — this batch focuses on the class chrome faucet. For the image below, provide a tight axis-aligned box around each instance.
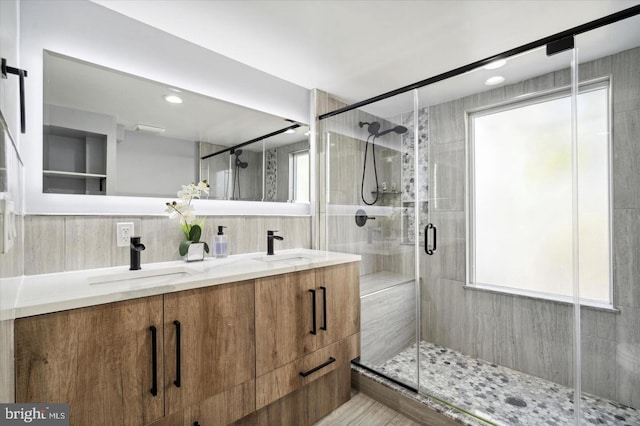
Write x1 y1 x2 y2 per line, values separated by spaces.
130 236 146 270
267 230 283 256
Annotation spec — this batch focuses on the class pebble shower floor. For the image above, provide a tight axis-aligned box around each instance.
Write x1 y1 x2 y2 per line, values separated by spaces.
374 341 639 425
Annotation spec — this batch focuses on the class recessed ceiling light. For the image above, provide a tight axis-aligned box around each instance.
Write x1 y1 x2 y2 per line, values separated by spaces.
485 76 505 86
304 130 311 136
164 94 183 104
483 59 507 70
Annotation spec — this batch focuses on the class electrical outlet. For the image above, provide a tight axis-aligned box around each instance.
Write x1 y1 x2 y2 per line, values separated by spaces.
116 222 134 247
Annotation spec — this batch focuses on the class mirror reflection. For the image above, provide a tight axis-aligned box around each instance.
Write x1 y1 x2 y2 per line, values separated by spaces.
200 125 310 202
42 51 309 201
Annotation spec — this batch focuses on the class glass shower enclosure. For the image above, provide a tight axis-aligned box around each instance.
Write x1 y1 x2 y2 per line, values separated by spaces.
320 10 640 425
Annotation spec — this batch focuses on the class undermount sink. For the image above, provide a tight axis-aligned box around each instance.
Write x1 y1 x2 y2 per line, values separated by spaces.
88 266 197 285
254 254 314 264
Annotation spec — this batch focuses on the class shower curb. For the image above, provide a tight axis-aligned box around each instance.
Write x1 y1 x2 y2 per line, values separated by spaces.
351 364 491 426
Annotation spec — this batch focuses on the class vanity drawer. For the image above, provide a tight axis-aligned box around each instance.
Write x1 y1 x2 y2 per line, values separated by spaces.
255 333 359 409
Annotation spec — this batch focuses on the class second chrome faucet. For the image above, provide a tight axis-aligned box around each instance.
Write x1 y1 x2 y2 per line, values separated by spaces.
266 230 283 255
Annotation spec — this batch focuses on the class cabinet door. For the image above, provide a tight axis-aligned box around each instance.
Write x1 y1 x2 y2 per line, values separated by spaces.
255 269 317 376
315 262 360 348
15 296 164 426
164 280 255 415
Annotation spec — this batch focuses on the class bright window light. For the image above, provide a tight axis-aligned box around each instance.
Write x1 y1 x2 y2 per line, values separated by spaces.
469 82 611 306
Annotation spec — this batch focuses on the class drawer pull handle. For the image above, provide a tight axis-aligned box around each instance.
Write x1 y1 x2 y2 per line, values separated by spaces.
149 326 158 396
174 320 181 388
320 286 327 331
299 357 336 377
309 289 317 335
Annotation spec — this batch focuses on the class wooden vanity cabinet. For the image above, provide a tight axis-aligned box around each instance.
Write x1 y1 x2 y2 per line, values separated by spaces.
15 280 255 426
163 280 255 416
15 296 165 426
313 263 360 349
15 261 359 426
255 263 360 376
254 262 360 410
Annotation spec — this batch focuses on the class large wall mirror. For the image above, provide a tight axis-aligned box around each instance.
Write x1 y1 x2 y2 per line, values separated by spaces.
43 51 310 202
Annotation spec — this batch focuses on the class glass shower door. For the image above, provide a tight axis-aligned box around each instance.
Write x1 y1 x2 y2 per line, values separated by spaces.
320 91 420 391
574 13 640 425
416 45 581 424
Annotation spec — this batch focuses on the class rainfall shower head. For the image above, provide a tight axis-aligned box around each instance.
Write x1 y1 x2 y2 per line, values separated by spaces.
233 149 243 156
377 125 408 137
359 121 407 137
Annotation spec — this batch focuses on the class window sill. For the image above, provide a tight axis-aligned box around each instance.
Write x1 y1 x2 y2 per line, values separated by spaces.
463 283 620 314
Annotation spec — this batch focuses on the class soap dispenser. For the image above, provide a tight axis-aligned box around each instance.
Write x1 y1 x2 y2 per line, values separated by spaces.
215 226 228 258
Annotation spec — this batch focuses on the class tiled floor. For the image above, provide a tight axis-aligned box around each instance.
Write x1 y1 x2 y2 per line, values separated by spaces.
373 341 640 426
313 392 420 426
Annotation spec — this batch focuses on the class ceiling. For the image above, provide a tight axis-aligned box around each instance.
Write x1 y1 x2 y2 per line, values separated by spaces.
91 0 640 110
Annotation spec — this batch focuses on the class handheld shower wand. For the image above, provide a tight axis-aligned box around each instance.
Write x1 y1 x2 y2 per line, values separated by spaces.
359 121 408 205
232 149 248 200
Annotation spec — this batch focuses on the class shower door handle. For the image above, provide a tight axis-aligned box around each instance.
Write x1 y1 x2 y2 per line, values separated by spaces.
425 223 437 255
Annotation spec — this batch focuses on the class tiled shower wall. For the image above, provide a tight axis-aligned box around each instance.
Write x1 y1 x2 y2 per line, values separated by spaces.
399 108 429 246
24 215 311 275
421 47 640 408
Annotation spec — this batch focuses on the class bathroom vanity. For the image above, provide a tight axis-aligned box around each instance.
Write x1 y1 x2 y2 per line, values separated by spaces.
12 249 360 426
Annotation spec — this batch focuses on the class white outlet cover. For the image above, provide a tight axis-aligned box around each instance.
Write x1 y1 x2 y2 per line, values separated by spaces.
116 222 134 247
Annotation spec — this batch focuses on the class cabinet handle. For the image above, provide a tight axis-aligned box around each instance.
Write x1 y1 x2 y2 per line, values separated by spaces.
173 320 181 388
149 326 158 396
320 286 327 331
299 357 336 377
309 289 316 335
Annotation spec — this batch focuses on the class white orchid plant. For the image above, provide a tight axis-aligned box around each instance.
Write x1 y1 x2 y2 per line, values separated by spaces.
165 180 210 256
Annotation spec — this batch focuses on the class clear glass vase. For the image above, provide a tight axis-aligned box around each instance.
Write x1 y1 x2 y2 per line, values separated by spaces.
185 242 205 262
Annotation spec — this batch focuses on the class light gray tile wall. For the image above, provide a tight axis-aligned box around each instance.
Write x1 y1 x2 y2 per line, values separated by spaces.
361 281 416 365
421 47 640 408
24 215 311 274
324 127 411 278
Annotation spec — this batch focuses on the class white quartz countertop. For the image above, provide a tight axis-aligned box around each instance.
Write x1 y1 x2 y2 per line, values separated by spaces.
12 249 360 318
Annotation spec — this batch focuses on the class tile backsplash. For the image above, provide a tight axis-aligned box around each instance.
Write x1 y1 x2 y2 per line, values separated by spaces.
25 215 311 275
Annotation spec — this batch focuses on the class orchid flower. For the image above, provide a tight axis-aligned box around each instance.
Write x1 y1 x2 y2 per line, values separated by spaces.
165 180 210 255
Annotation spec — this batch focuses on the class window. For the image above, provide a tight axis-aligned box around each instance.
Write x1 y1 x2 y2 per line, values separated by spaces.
289 149 310 202
469 82 611 306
